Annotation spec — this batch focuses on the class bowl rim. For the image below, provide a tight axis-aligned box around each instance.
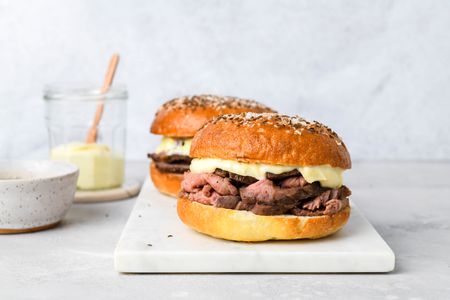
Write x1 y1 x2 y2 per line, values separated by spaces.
0 160 79 183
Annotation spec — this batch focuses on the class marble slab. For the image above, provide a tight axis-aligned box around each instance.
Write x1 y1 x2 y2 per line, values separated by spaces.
114 178 395 273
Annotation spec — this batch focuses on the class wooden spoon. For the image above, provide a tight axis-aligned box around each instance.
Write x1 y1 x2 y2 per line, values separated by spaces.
85 54 120 144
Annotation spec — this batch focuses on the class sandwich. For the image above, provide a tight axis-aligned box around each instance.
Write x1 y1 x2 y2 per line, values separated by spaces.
148 95 275 197
177 113 352 241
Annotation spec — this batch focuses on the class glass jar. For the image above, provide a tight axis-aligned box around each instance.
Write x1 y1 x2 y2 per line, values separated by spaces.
44 83 128 190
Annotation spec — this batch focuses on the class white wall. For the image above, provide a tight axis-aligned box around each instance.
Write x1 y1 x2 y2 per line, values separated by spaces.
0 0 449 161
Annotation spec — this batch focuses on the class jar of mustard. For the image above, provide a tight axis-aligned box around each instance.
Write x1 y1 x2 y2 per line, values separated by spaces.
44 83 127 190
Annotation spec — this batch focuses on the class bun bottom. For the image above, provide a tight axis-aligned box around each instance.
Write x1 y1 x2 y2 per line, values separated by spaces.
177 197 350 242
150 162 183 198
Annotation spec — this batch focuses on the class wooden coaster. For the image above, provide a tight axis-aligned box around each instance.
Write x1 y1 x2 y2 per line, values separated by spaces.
74 179 141 203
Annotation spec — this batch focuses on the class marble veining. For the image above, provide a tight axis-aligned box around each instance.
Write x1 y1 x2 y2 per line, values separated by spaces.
114 179 395 273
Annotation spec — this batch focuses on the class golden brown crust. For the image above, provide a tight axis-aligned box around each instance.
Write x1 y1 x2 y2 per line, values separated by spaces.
190 113 351 169
177 197 350 242
150 95 275 137
150 162 183 198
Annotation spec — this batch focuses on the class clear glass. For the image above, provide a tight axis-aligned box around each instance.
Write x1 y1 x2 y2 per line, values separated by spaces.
44 83 128 190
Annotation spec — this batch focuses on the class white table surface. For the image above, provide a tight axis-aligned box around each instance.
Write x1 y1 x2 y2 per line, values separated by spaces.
1 161 449 299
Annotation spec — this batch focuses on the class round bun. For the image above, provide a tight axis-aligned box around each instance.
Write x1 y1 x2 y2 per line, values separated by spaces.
150 162 183 197
190 113 351 169
177 197 350 242
150 95 275 137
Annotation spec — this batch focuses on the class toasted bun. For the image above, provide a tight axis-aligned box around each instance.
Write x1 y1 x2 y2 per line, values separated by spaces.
190 113 351 169
150 95 275 137
150 162 183 197
177 197 350 242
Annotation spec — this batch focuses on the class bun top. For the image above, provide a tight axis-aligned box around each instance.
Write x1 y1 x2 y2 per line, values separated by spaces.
190 112 351 169
150 95 275 137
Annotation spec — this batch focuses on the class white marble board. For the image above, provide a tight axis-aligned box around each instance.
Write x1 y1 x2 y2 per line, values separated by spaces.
114 178 395 273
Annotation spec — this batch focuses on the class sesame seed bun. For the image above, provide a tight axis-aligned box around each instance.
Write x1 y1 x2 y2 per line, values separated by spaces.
190 113 351 169
177 197 351 242
150 95 275 137
150 162 183 197
177 113 352 242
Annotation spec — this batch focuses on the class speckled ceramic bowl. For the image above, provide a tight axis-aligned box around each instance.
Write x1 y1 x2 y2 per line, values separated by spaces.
0 160 79 233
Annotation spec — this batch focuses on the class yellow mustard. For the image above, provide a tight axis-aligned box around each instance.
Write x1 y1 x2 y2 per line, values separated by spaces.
51 143 124 190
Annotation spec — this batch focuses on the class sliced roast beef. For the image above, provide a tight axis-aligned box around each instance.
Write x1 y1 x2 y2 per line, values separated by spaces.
252 203 288 215
215 169 301 183
266 169 301 181
148 153 192 164
185 188 239 208
330 189 339 200
182 172 238 196
301 182 327 198
229 173 258 185
181 171 351 217
239 179 274 205
214 169 258 185
201 184 214 197
205 174 238 196
213 168 229 178
280 176 308 188
149 152 192 174
154 162 190 174
235 201 254 211
182 172 207 192
243 181 301 215
303 190 331 210
293 193 350 216
214 195 240 209
188 189 218 205
339 186 352 198
240 179 325 207
301 187 351 213
291 208 326 217
324 198 349 215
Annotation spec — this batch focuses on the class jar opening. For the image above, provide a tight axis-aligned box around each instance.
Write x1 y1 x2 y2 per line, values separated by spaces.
44 82 127 101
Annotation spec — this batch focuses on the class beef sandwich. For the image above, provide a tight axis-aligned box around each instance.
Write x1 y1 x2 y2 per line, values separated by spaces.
177 113 352 241
149 95 275 197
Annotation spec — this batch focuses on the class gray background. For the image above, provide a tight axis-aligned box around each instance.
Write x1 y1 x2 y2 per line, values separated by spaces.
0 0 449 161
